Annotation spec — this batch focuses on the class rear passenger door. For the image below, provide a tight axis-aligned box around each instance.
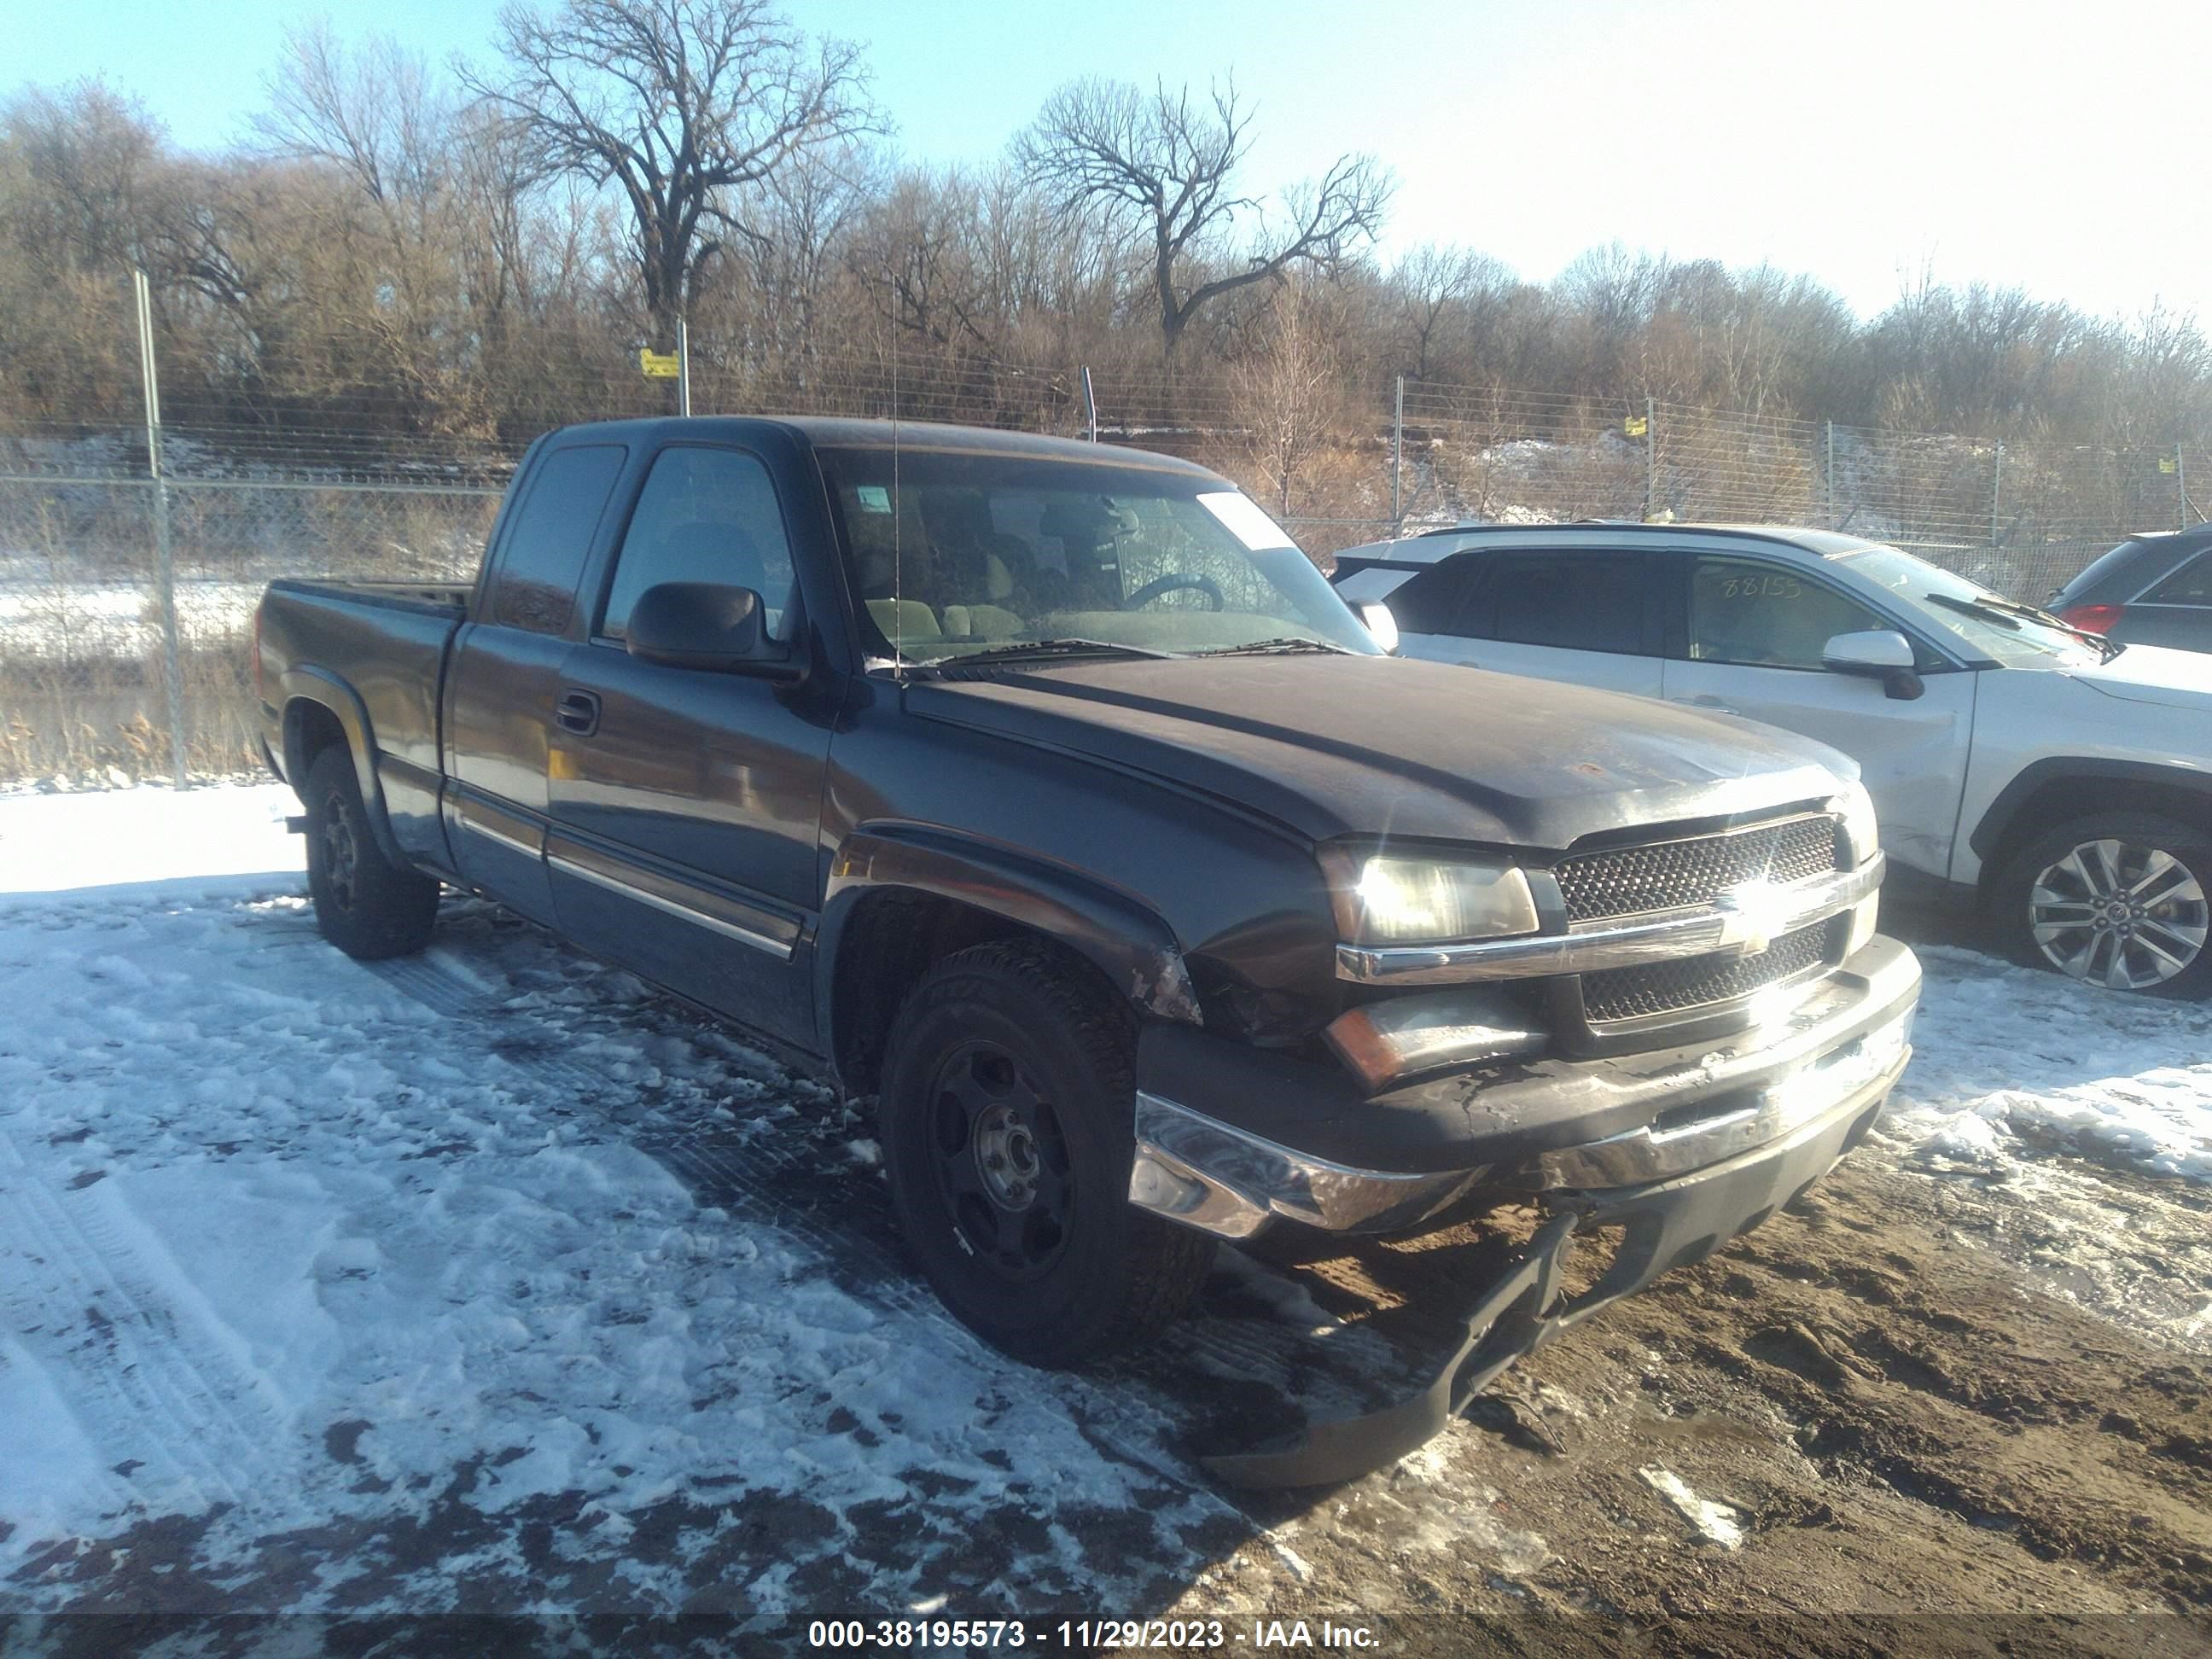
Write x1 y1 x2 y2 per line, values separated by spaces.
544 441 832 1044
1394 548 1663 698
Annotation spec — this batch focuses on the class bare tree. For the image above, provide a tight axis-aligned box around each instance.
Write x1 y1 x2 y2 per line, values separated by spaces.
1231 276 1350 523
1016 76 1391 360
1388 243 1511 382
463 0 873 349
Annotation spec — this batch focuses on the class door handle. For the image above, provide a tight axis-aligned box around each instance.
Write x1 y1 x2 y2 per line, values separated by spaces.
1670 695 1740 715
553 688 602 736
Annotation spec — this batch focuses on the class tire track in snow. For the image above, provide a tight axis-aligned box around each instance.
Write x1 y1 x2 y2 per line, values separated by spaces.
0 1127 311 1526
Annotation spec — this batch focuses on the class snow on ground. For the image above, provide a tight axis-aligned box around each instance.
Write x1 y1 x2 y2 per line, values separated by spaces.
2 783 2209 1607
0 784 1236 1610
1883 945 2212 1185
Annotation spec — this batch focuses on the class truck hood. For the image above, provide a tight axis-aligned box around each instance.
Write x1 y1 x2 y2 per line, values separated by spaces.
905 655 1851 851
2069 643 2212 711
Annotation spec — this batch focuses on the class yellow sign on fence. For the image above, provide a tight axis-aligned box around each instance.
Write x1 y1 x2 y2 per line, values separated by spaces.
1623 415 1649 437
2159 456 2179 474
639 349 681 380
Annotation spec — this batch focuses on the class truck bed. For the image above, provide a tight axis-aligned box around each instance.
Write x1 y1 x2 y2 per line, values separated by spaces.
256 579 464 841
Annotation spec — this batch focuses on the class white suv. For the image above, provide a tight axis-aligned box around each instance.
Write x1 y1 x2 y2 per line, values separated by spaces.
1334 523 2212 997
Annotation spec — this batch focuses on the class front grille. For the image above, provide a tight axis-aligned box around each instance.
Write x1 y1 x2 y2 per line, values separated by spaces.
1555 814 1841 923
1580 922 1831 1024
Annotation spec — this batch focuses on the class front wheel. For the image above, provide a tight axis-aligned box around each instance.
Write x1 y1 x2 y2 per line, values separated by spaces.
876 939 1214 1366
1992 812 2212 996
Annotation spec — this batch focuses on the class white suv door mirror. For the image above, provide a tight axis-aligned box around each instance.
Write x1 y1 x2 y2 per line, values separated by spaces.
1822 630 1923 700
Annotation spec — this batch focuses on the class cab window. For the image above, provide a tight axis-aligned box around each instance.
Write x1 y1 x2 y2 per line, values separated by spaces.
491 444 626 635
599 446 799 642
1686 557 1885 669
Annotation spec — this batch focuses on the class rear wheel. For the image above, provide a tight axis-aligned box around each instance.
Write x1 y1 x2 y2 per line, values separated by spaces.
876 939 1214 1366
302 745 440 960
1993 812 2212 997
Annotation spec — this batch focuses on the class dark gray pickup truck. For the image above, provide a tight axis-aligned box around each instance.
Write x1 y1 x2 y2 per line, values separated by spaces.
255 416 1920 1484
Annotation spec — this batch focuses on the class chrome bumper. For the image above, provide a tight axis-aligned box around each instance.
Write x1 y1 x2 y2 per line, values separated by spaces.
1130 935 1919 1241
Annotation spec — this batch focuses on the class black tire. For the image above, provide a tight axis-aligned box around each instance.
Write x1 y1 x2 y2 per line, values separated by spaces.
1991 811 2212 998
877 938 1214 1366
302 745 440 960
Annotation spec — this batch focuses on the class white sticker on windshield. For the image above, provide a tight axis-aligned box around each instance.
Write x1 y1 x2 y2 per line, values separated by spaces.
856 485 892 513
1197 491 1297 551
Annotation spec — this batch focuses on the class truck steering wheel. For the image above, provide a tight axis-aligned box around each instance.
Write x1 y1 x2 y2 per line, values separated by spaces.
1123 573 1225 612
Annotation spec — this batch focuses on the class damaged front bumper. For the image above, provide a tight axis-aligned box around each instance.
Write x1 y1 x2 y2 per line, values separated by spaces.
1127 934 1920 1487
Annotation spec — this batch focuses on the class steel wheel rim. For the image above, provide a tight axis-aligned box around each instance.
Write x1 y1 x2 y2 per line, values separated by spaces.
925 1039 1074 1282
2029 837 2209 989
322 789 361 912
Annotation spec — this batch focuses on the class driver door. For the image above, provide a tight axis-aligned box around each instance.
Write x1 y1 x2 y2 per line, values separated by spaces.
1659 553 1975 881
544 442 832 1044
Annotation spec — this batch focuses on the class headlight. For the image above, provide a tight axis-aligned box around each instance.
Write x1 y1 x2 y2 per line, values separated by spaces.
1325 851 1540 945
1831 782 1879 868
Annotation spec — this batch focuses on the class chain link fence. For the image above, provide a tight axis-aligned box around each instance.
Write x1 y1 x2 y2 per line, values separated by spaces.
3 374 2203 785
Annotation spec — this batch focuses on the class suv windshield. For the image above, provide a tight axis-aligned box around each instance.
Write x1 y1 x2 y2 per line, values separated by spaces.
813 446 1379 666
1832 544 2109 667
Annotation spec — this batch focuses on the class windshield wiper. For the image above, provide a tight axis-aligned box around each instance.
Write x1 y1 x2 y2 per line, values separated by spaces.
914 637 1179 670
1189 636 1355 656
1924 591 2122 658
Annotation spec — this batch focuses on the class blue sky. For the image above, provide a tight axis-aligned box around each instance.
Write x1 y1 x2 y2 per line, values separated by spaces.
7 0 2206 324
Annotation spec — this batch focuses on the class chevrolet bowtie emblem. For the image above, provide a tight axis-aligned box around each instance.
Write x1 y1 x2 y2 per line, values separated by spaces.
1714 882 1789 953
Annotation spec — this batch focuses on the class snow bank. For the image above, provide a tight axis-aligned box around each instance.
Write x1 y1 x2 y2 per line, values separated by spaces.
1883 946 2212 1184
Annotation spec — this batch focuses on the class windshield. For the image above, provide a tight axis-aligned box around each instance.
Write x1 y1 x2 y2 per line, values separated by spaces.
1831 544 2108 667
813 445 1379 666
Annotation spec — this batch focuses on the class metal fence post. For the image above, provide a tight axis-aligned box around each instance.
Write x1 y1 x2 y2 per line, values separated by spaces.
1990 441 2004 546
1081 365 1097 442
1644 397 1657 521
134 269 189 789
1824 420 1836 526
677 317 692 418
2178 444 2188 531
1392 375 1406 530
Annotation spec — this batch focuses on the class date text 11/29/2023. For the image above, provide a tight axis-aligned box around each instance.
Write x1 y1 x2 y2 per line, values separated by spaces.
805 1618 1382 1649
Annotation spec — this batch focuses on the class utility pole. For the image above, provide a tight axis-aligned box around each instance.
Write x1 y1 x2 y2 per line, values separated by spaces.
676 317 692 418
134 269 189 789
1990 441 2004 546
1391 375 1405 530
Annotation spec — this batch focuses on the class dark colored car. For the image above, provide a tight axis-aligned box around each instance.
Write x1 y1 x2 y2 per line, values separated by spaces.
2052 525 2212 652
253 418 1918 1485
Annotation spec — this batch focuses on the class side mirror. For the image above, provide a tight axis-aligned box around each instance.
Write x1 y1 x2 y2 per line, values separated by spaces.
1358 601 1400 654
1822 629 1923 701
626 582 798 679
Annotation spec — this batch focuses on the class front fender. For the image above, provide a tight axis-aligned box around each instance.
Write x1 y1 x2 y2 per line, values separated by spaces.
816 824 1202 1045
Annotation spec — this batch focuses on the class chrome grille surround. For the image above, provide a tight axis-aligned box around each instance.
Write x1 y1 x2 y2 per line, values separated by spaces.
1556 812 1842 924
